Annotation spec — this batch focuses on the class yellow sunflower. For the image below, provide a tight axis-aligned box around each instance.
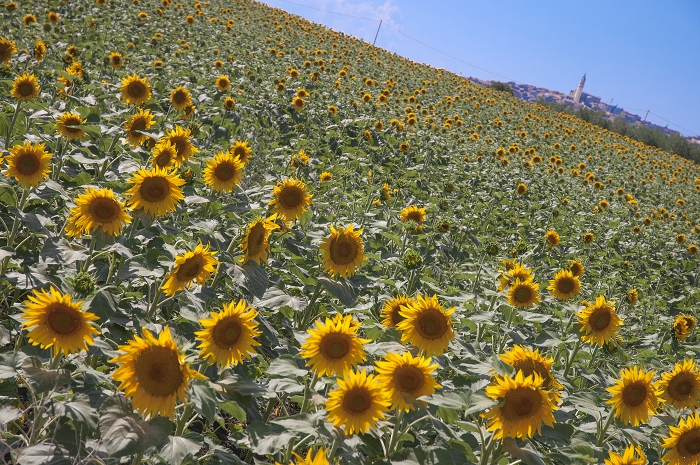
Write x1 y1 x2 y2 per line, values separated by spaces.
569 260 585 278
215 75 230 91
151 140 179 170
229 141 253 166
482 371 557 440
110 326 205 420
195 300 261 368
658 359 700 410
65 188 132 237
21 287 100 356
125 167 185 218
300 313 369 377
381 295 413 328
577 295 622 345
203 151 244 192
33 40 46 62
397 294 454 356
500 345 563 404
606 366 659 426
240 215 279 264
675 315 697 342
375 351 441 411
325 369 390 435
120 73 151 106
497 263 533 291
545 229 560 247
55 112 87 140
399 205 427 223
11 73 40 101
109 52 123 69
269 178 313 222
319 224 366 278
163 125 199 165
547 269 581 301
5 141 52 188
320 171 333 182
124 109 155 148
663 413 700 465
276 448 329 465
507 279 540 308
627 289 639 306
170 86 192 111
0 36 17 63
604 445 646 465
162 243 219 296
292 96 305 110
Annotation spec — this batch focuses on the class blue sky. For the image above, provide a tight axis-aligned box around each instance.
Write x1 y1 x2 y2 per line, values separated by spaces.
261 0 700 137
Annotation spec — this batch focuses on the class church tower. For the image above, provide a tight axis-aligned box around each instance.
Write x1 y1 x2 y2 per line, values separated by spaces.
573 73 586 104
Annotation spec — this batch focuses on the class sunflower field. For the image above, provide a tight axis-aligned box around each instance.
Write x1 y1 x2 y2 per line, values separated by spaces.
2 1 700 464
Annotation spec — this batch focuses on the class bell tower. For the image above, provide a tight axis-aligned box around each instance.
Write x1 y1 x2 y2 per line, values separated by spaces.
573 73 586 104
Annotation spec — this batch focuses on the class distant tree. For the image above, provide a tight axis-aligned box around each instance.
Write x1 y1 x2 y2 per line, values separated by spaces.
490 81 513 95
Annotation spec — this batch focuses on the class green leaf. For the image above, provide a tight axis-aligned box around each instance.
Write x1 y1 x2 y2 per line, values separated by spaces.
157 433 202 465
265 355 308 378
86 287 120 322
50 394 98 430
233 261 269 299
421 388 472 408
318 276 356 306
254 287 305 311
0 406 22 425
14 443 70 465
190 381 217 423
219 401 247 423
240 420 297 455
21 358 71 394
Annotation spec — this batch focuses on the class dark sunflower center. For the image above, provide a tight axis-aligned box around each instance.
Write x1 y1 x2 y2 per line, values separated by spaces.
246 224 265 255
169 138 186 156
130 117 148 133
669 373 695 399
89 198 119 223
47 304 81 335
557 278 575 294
416 308 447 340
234 148 246 158
128 82 145 98
394 365 424 393
281 187 302 208
111 57 121 65
407 212 422 222
176 256 204 281
173 91 187 104
590 308 611 331
320 332 350 360
63 118 82 132
156 150 174 167
212 316 242 348
503 387 541 420
16 153 39 175
684 318 696 332
214 162 236 181
134 346 184 397
513 360 551 389
329 236 357 265
515 286 532 303
140 177 169 203
390 305 404 326
570 265 582 277
343 387 371 414
677 429 700 456
19 83 34 96
622 382 648 407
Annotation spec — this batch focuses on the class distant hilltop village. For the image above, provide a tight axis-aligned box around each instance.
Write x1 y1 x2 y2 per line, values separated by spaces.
469 75 700 145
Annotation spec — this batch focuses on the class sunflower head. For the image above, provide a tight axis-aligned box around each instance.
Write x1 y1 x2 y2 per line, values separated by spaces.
674 315 696 342
381 295 413 328
162 243 220 296
319 224 367 278
124 109 156 148
11 73 40 101
500 345 563 403
5 141 52 188
604 444 646 465
55 112 87 140
151 140 179 169
170 86 192 111
33 40 46 62
606 366 659 426
0 36 17 64
229 141 252 165
400 205 426 223
658 359 700 410
269 178 313 222
66 188 132 237
164 125 199 163
375 351 441 411
547 269 581 301
300 313 369 377
203 151 244 192
516 183 527 195
325 369 390 435
545 229 560 247
125 167 185 218
497 263 533 291
663 413 700 465
577 295 622 345
320 171 333 182
109 52 123 69
292 96 305 110
569 260 585 278
397 294 454 356
627 288 638 306
196 300 261 368
215 75 230 91
120 73 151 106
240 215 279 264
507 279 540 308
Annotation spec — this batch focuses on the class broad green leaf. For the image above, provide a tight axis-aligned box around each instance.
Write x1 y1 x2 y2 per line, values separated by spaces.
157 433 202 465
318 276 356 306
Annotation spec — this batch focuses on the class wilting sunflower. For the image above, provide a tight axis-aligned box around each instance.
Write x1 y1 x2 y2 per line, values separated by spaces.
658 359 700 410
675 315 697 342
606 366 659 426
66 188 132 237
170 86 192 111
229 141 252 165
162 243 219 296
577 295 622 345
125 167 184 218
381 295 413 328
663 413 700 465
151 140 179 169
33 39 46 62
569 260 585 278
604 445 646 465
325 369 390 435
300 313 369 377
0 36 17 63
109 52 123 69
397 294 454 356
500 345 563 403
319 224 366 278
120 73 151 106
110 326 205 420
482 371 557 440
11 73 40 101
375 351 441 411
215 75 230 91
507 279 540 308
124 109 155 148
21 287 100 356
203 151 244 192
626 288 639 306
5 141 52 188
400 205 427 223
269 178 313 222
547 269 581 301
196 300 261 368
497 263 533 291
240 215 279 264
163 125 199 165
55 112 87 140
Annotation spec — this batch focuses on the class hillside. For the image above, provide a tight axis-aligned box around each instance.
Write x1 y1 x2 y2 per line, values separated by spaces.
1 1 699 464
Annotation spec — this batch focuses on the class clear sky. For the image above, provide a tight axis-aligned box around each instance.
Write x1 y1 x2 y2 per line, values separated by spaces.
260 0 700 137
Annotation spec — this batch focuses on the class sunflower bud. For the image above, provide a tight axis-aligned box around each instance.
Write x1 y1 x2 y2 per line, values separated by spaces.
402 249 422 270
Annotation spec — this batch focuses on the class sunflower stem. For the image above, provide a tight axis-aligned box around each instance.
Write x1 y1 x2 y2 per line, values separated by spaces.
130 452 143 465
147 284 164 320
49 352 63 370
327 428 343 462
80 235 97 273
586 344 600 370
564 339 582 378
386 409 405 456
175 403 194 436
596 411 615 446
300 370 320 414
5 100 22 146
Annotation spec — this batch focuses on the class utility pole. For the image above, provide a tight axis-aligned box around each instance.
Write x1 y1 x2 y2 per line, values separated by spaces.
373 20 382 46
643 110 649 122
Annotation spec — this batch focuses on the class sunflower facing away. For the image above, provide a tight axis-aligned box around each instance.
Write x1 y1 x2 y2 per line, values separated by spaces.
120 73 151 106
229 141 253 166
163 125 199 165
325 369 390 435
482 371 557 440
65 188 132 237
21 287 100 356
500 345 563 403
11 73 40 101
300 313 369 377
663 413 700 465
203 151 244 192
124 109 155 148
397 294 454 356
110 326 205 420
162 243 220 296
240 215 279 264
55 112 87 140
547 269 581 301
0 36 17 63
381 295 413 328
169 86 192 111
675 315 697 342
319 224 367 278
606 366 659 426
375 351 441 411
195 300 261 368
658 359 700 410
151 140 179 170
577 295 622 345
5 141 52 188
269 178 313 222
507 279 540 308
604 444 646 465
125 167 185 218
